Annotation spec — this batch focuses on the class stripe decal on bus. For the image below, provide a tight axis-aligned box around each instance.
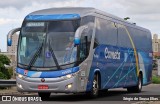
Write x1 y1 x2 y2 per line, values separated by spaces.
123 26 139 76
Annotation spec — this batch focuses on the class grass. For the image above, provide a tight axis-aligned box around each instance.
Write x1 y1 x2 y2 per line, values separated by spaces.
152 75 160 84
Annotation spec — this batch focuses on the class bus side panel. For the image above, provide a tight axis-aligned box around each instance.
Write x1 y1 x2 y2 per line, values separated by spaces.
86 44 138 91
127 26 153 85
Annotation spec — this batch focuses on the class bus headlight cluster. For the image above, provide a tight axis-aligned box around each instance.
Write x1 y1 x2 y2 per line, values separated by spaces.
17 74 23 79
66 74 72 79
65 72 78 79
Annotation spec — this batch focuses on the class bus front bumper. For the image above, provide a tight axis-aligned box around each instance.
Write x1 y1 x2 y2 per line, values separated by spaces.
16 75 80 93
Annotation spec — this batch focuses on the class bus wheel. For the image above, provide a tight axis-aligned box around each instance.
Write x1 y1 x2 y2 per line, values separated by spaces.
99 89 108 95
87 74 99 98
127 74 142 93
38 92 51 101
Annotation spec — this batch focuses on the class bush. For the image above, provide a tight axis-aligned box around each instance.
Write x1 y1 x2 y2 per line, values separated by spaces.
0 55 10 65
0 72 7 79
152 76 160 84
0 54 12 79
7 67 13 79
0 67 14 79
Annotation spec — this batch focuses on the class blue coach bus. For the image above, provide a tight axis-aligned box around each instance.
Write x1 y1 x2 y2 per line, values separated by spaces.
7 7 152 99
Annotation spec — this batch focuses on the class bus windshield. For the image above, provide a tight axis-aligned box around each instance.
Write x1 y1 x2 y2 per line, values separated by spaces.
18 20 80 70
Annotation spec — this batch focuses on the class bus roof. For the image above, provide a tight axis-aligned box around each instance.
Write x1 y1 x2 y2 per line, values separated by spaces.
28 7 150 32
30 7 94 16
29 7 123 21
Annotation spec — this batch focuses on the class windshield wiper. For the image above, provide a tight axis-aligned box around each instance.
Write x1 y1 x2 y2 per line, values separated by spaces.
49 44 61 70
27 42 43 70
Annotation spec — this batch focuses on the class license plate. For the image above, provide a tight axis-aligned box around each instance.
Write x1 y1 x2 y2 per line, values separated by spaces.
38 85 49 89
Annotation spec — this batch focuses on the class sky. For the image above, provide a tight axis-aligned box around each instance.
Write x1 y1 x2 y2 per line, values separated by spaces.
0 0 160 52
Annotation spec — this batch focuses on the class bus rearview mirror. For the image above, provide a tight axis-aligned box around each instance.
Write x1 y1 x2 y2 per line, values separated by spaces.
7 39 12 46
74 38 80 45
7 27 21 46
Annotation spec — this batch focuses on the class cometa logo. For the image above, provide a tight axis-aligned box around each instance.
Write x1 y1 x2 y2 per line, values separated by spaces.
104 47 120 60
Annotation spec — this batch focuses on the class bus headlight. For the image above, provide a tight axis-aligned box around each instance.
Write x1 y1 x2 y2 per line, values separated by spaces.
66 74 72 79
64 72 78 79
17 74 23 79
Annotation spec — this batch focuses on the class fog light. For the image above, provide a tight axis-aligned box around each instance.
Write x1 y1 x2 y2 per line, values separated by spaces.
17 83 23 89
66 84 72 89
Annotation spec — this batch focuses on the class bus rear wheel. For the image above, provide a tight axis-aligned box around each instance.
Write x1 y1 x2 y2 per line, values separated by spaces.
38 92 51 101
127 74 142 93
87 74 99 98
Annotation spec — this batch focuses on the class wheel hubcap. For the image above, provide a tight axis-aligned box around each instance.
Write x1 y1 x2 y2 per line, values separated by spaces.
139 78 142 89
93 76 98 95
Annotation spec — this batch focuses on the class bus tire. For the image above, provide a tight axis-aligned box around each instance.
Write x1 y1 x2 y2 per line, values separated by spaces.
87 73 99 98
38 92 51 100
127 74 142 93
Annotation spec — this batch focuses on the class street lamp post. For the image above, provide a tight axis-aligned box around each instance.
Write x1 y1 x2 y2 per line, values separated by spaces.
124 17 130 20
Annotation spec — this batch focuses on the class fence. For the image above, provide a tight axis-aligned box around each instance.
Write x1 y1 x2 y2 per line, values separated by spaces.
0 79 16 87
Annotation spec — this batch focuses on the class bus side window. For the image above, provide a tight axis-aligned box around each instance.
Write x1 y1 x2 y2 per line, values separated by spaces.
79 36 85 61
79 36 90 61
95 18 117 46
117 24 132 48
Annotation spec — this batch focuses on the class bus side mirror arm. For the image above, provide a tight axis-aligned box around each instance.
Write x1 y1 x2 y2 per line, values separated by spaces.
7 27 21 46
74 25 88 45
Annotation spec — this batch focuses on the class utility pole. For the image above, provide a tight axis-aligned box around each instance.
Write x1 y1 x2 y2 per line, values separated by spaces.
158 59 160 76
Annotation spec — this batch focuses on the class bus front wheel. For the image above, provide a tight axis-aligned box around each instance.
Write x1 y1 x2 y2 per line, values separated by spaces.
127 74 142 93
87 73 99 98
38 92 51 100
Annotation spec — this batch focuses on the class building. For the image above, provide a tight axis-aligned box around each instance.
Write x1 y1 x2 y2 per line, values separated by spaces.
0 34 18 78
6 33 19 67
7 33 18 54
0 33 18 67
152 34 160 57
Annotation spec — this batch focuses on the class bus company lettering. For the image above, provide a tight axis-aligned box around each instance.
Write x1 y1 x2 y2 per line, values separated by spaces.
62 70 72 75
104 47 120 60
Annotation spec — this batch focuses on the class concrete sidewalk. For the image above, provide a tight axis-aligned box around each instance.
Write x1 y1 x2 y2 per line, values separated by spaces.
133 101 160 104
0 87 21 95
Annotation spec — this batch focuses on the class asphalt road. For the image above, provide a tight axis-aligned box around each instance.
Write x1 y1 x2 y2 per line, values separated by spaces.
1 84 160 104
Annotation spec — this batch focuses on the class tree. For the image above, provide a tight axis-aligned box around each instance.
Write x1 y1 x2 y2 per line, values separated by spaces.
0 54 11 79
0 55 10 65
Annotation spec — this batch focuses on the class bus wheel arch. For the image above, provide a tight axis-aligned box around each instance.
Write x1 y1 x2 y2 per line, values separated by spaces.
139 71 143 82
87 70 101 97
138 71 143 90
95 71 101 90
127 71 143 93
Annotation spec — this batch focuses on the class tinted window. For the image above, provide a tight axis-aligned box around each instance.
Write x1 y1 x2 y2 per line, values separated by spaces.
95 18 117 46
117 24 132 48
78 16 95 61
48 20 80 32
126 26 152 52
81 16 95 25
